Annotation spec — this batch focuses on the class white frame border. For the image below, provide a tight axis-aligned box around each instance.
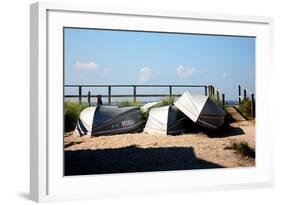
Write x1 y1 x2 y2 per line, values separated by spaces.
30 2 274 202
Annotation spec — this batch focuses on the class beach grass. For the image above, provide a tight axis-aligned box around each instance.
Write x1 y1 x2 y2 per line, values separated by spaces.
225 141 255 158
64 101 85 131
159 96 175 106
151 96 175 107
238 97 253 119
118 99 142 107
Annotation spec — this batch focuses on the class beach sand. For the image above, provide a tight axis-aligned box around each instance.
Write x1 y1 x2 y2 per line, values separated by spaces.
64 121 255 175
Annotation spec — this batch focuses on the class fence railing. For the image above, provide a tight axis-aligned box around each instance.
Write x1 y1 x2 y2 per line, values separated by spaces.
64 84 226 107
238 85 255 118
65 84 208 105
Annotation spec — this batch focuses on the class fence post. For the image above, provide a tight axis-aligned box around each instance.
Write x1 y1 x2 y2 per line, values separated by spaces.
208 85 212 96
238 85 241 103
222 94 225 107
108 86 111 105
204 86 208 96
87 91 91 107
78 86 82 104
133 85 136 103
251 93 255 118
208 85 213 96
169 86 172 97
216 90 220 101
244 89 247 99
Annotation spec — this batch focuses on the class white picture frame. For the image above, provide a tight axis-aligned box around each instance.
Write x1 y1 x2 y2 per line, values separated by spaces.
30 2 274 202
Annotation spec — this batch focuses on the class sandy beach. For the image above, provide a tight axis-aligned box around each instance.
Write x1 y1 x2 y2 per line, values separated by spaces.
64 120 255 175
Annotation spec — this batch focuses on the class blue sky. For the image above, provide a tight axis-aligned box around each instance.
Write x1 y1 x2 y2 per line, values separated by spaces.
64 28 255 101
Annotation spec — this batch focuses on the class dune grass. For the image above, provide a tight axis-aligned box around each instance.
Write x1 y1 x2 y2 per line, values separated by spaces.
225 141 255 158
158 96 175 106
238 97 253 119
64 101 85 132
149 96 175 108
118 99 142 107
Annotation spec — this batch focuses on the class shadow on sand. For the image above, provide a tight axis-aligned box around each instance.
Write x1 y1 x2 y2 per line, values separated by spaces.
174 119 245 139
64 146 223 176
203 125 245 138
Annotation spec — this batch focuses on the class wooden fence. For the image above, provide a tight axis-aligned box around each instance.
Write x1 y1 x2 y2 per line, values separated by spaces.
64 84 225 107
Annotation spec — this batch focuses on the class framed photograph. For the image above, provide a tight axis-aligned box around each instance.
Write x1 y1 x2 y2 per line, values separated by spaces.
30 2 274 202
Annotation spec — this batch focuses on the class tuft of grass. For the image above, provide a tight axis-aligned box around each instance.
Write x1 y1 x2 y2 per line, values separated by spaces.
152 96 175 107
64 101 85 132
225 141 255 158
238 97 253 118
159 96 175 106
118 99 142 107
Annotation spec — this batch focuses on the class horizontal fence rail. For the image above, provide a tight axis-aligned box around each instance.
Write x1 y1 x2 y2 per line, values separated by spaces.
64 84 225 107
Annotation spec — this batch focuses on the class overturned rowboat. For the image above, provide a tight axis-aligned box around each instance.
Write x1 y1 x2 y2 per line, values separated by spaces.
75 106 145 136
174 90 226 129
144 105 192 135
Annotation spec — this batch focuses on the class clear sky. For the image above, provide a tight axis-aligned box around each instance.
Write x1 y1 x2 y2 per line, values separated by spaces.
64 28 255 101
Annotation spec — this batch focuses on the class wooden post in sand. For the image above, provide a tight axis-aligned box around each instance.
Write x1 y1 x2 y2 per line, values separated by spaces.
169 86 172 97
133 86 136 103
208 85 211 96
208 85 214 96
251 93 255 118
238 85 241 103
87 91 91 107
78 86 82 104
204 86 208 96
108 86 111 105
222 94 225 107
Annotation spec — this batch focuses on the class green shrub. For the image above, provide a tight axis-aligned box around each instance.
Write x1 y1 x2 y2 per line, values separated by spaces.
225 141 255 158
64 101 84 132
238 97 252 117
